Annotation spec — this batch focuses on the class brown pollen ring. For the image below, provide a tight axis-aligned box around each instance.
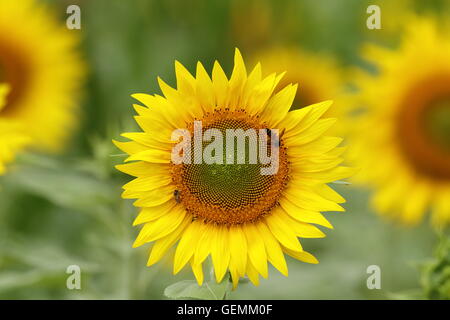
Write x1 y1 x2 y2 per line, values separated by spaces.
396 73 450 180
0 37 31 115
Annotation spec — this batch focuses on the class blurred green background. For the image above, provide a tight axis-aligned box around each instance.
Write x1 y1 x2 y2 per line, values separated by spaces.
0 0 448 299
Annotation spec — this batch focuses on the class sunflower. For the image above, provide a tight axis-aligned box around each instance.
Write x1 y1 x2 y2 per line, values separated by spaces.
0 84 29 175
349 17 450 226
0 0 84 152
115 49 352 287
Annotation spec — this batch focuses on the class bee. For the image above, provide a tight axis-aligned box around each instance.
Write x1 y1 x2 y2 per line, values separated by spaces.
265 128 285 148
174 190 182 203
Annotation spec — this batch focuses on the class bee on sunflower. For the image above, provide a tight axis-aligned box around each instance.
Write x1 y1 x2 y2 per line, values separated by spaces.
0 0 85 152
349 16 450 227
115 49 352 287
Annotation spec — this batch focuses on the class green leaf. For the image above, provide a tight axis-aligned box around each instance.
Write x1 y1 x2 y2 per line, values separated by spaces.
4 153 117 212
420 233 450 300
0 270 56 291
164 274 231 300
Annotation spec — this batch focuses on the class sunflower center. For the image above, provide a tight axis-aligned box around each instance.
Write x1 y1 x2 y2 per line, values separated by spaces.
171 109 289 225
0 38 29 115
397 73 450 180
425 100 450 151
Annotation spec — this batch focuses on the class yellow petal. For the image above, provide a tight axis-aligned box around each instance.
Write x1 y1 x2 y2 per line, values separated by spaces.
260 83 297 127
290 157 344 173
284 186 345 212
175 60 196 95
133 185 174 207
121 132 172 151
228 225 248 276
279 106 311 132
133 200 177 226
243 224 268 278
241 62 262 106
133 115 176 143
279 197 334 229
131 93 156 108
133 205 186 247
228 258 240 290
194 225 215 265
126 149 171 163
288 220 326 238
285 118 337 146
173 221 205 274
211 226 231 283
245 72 278 116
131 94 187 129
264 208 303 252
284 100 333 139
196 61 215 112
228 48 247 109
212 60 229 108
158 77 180 103
115 162 168 177
190 258 204 286
123 175 172 192
147 214 191 266
113 140 147 155
275 207 326 238
313 184 346 204
246 260 260 286
288 136 343 157
283 248 319 264
295 166 355 185
256 222 288 276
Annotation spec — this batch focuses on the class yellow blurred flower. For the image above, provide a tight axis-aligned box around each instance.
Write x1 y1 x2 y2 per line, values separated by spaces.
230 0 272 51
364 0 413 39
115 49 352 287
350 17 450 226
254 48 344 108
0 0 85 152
0 84 29 175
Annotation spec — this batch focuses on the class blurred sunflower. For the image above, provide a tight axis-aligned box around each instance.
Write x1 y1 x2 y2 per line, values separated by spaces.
230 0 272 51
350 17 450 226
115 49 352 287
0 0 85 152
0 84 29 175
255 48 344 111
364 0 413 40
